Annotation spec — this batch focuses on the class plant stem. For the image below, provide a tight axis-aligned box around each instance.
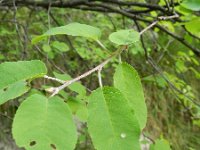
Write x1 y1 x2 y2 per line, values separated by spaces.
49 45 127 97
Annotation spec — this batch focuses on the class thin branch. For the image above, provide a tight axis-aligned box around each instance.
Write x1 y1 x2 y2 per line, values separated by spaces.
118 54 122 64
96 40 108 51
133 19 148 60
12 0 25 58
47 0 52 44
87 0 167 12
48 46 127 97
139 21 158 35
3 0 166 12
140 14 179 35
44 75 65 84
98 67 103 88
157 13 179 20
0 112 13 120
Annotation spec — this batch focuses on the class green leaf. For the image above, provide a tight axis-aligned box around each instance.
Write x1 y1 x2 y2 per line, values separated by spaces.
68 97 88 122
42 44 52 53
0 81 30 105
12 94 77 150
52 41 69 52
53 72 86 99
129 41 144 55
150 138 171 150
0 60 47 90
32 22 101 44
114 63 147 129
181 0 200 11
88 87 141 150
109 29 140 45
185 18 200 38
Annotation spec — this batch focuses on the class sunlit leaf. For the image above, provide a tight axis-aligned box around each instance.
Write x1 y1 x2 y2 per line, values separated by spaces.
109 29 140 45
88 87 141 150
32 22 101 44
0 81 30 105
52 41 69 52
114 63 147 129
185 18 200 38
0 60 47 90
181 0 200 11
12 94 77 150
42 44 51 53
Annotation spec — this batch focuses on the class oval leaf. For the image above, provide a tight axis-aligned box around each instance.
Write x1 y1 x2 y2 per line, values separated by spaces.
0 60 47 90
88 87 140 150
181 0 200 11
42 44 52 53
12 94 77 150
52 41 69 52
32 22 101 44
109 29 140 45
114 63 147 129
185 18 200 38
0 81 30 105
